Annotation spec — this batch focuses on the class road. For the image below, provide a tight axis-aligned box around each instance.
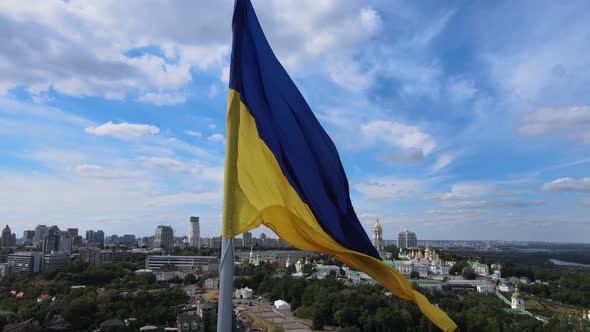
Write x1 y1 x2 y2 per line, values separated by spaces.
234 298 311 332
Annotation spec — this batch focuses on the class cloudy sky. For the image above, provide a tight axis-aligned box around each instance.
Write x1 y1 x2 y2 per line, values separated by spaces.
1 0 589 242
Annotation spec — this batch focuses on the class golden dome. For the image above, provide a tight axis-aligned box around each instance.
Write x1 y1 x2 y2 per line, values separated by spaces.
373 218 382 231
425 246 431 253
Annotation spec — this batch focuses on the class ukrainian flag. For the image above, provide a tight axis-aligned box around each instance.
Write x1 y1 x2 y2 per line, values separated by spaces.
222 1 457 331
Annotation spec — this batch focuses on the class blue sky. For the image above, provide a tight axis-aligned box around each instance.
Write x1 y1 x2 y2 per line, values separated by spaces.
1 0 589 242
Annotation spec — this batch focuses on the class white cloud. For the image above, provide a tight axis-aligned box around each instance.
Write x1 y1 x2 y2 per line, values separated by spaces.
139 156 190 173
139 156 224 181
363 8 454 100
481 1 590 104
208 84 219 99
327 59 372 92
0 172 221 235
426 183 495 201
519 106 590 144
361 120 436 156
208 133 225 142
0 0 233 98
85 121 160 139
542 177 590 193
377 149 425 164
445 200 544 209
220 66 230 85
70 164 141 179
185 130 202 137
432 153 454 172
0 0 388 98
137 92 187 106
359 8 382 33
27 148 86 164
446 78 477 103
355 177 424 200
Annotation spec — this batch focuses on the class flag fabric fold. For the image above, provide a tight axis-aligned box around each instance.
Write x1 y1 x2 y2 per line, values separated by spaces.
222 1 457 331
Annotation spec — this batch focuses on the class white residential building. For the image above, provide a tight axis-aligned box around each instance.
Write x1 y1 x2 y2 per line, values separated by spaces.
468 261 489 277
499 283 515 292
146 255 219 272
235 287 253 299
477 285 496 293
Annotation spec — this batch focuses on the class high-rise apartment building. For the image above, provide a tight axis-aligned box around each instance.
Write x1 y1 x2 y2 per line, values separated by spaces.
189 216 200 248
43 227 61 254
242 232 252 248
121 234 136 245
95 230 105 244
43 227 72 254
23 230 35 246
1 225 16 248
59 234 72 254
154 225 174 248
86 230 95 242
66 228 78 237
397 229 418 249
33 225 48 248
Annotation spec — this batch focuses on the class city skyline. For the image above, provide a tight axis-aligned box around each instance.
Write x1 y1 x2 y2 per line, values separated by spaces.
4 221 589 244
1 1 590 242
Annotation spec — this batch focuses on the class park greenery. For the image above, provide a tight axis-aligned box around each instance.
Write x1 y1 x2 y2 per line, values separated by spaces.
235 260 589 332
440 251 590 307
0 255 190 331
0 247 589 331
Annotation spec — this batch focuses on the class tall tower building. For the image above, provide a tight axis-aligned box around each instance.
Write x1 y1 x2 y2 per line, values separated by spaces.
1 225 15 248
371 219 385 258
95 230 105 244
23 230 35 246
86 230 95 243
154 225 174 248
34 225 48 248
397 229 417 249
66 228 78 237
59 233 72 254
1 225 9 247
43 227 61 254
189 216 200 248
243 232 252 248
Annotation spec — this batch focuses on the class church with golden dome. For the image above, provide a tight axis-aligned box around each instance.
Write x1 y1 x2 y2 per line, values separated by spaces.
371 219 385 259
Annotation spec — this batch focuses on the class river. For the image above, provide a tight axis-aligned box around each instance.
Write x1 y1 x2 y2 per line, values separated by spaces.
549 259 590 267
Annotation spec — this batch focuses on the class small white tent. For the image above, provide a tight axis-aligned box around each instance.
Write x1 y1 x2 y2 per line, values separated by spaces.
273 300 291 311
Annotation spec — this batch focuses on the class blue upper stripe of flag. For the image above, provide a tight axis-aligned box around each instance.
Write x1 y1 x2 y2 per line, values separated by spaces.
228 0 380 260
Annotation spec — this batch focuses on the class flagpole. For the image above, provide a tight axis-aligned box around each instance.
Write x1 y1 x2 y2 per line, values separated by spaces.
217 237 234 332
217 87 242 331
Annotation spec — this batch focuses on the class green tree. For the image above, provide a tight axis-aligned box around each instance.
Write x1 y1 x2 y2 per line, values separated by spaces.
137 272 156 285
302 264 315 277
183 273 197 285
462 267 477 280
62 297 98 330
450 261 469 275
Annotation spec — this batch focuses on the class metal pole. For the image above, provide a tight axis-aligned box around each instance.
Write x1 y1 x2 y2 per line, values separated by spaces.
217 237 234 332
218 1 242 329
